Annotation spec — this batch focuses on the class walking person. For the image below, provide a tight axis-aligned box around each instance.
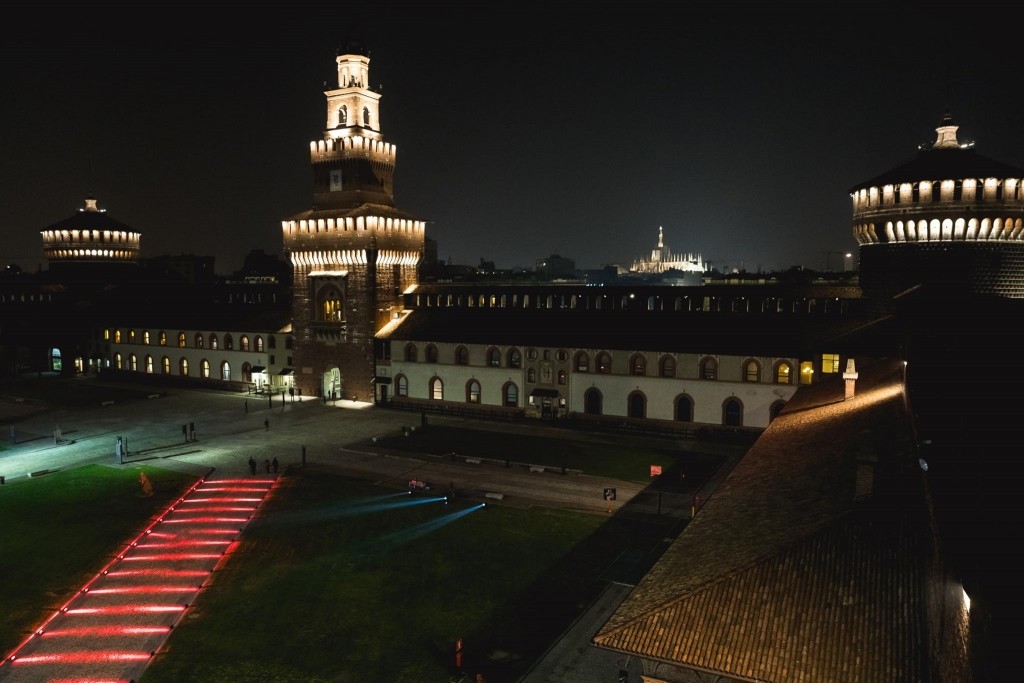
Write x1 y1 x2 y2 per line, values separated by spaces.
265 458 271 473
248 456 257 475
264 418 270 431
272 457 279 473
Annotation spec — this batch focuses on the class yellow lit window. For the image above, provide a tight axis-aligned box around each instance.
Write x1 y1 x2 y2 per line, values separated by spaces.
821 353 841 374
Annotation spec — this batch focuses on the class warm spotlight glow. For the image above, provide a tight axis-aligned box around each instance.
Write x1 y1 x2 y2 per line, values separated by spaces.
962 587 971 611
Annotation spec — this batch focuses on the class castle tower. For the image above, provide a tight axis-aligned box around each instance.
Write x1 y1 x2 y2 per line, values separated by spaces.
40 195 142 283
852 112 1024 298
282 43 425 402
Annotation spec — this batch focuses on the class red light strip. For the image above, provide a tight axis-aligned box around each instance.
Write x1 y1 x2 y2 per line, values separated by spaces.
12 651 151 664
42 626 171 637
65 605 185 615
85 586 201 594
121 553 223 561
104 569 208 578
135 540 232 548
180 497 262 503
161 516 249 523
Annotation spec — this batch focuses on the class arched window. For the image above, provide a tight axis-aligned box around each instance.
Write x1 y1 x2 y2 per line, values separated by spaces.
467 380 481 403
629 354 646 376
405 343 418 362
145 355 154 374
527 368 537 383
224 334 234 351
114 329 122 343
242 362 252 380
179 357 189 376
675 395 693 422
574 352 590 372
338 105 347 125
161 356 170 374
455 346 469 365
396 374 408 396
318 285 344 322
507 348 522 368
659 355 676 378
195 333 204 348
700 357 718 380
557 370 567 385
430 377 444 400
201 359 210 378
129 354 138 372
158 331 167 346
775 361 793 384
503 382 518 407
723 398 743 426
743 359 760 383
240 335 250 352
362 106 370 126
114 352 122 369
596 352 612 374
177 332 186 347
770 400 786 422
584 388 602 415
628 391 646 418
426 344 438 363
255 336 265 352
487 347 501 367
221 361 231 381
140 330 147 344
210 334 219 350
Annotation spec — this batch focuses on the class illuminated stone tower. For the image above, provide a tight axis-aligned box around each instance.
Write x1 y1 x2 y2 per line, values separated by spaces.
282 43 425 402
852 113 1024 298
41 195 141 279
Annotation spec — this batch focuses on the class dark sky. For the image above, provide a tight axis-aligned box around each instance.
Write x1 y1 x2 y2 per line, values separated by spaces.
3 3 1022 275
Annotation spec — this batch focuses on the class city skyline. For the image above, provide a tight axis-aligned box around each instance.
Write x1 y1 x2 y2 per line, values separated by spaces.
3 4 1022 275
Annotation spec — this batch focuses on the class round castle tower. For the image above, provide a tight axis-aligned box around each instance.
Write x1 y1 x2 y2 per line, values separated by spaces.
40 195 141 275
852 113 1024 298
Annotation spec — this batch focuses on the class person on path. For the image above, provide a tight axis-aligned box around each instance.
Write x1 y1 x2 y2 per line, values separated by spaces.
272 457 279 473
265 458 271 473
248 456 257 475
264 418 270 431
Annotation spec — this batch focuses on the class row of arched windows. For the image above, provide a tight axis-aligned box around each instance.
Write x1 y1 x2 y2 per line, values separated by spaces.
391 375 786 426
400 343 795 384
106 329 270 352
113 353 232 381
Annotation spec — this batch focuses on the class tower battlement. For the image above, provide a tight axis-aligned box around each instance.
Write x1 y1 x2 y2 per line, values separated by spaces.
281 215 424 239
310 136 396 164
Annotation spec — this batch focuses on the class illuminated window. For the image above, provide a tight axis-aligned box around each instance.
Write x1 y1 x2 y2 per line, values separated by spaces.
800 361 814 385
180 357 189 376
743 360 760 383
430 377 444 400
161 356 170 374
210 335 219 350
630 354 646 376
240 335 250 352
177 332 186 347
596 352 612 374
145 355 154 374
195 333 204 348
114 329 122 343
158 331 167 346
821 353 841 374
467 380 480 403
557 370 566 385
129 354 137 371
255 336 264 352
220 361 231 381
318 285 344 322
103 329 110 341
775 362 793 384
201 359 210 378
114 352 122 368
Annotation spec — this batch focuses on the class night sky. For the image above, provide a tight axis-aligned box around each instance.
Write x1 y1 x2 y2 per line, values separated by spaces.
3 3 1022 276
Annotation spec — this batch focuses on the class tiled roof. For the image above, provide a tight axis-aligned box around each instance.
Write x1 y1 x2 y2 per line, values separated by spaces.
850 147 1024 191
593 358 934 682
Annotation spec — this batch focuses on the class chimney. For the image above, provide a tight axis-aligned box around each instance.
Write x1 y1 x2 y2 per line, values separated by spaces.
843 358 858 400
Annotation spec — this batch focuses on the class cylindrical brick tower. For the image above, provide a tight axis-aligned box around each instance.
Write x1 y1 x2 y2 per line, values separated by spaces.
852 113 1024 299
283 42 425 402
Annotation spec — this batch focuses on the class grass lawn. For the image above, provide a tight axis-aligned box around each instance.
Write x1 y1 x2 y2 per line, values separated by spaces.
140 468 665 683
0 465 200 656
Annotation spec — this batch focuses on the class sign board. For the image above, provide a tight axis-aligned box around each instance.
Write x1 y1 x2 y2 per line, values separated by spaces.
650 465 662 476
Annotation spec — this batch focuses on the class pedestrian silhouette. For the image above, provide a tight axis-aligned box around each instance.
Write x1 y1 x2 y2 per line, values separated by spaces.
248 456 257 475
264 418 269 431
272 457 279 473
265 458 271 473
